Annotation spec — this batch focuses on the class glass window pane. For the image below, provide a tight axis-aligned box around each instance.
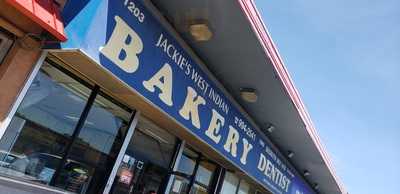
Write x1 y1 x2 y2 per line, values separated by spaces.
177 148 198 176
130 117 177 168
194 161 216 186
238 180 250 194
53 92 132 194
189 183 208 194
111 116 177 194
169 175 191 194
177 154 195 176
0 62 91 185
220 172 240 194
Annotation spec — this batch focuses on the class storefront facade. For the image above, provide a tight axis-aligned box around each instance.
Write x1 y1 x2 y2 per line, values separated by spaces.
0 0 346 194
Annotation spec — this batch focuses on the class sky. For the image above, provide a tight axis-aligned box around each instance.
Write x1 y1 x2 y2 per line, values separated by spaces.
255 0 400 194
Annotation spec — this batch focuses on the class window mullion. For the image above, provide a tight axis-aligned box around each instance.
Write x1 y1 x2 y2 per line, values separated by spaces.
49 85 100 186
187 154 201 194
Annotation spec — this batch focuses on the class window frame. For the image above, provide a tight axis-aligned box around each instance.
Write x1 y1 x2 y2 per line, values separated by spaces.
42 61 135 192
0 56 137 194
169 147 221 194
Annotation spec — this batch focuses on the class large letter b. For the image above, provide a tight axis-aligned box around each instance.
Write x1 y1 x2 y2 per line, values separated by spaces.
100 16 143 73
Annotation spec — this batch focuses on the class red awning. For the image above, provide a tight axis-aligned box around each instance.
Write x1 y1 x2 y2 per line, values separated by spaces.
6 0 67 42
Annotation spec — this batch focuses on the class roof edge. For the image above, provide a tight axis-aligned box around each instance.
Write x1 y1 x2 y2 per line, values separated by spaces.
236 0 347 193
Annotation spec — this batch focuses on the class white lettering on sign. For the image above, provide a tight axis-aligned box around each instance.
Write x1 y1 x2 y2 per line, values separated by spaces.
258 153 291 192
156 33 230 115
100 16 143 73
100 15 257 189
124 0 145 23
205 109 225 143
179 87 206 129
224 126 240 157
240 138 253 165
208 88 229 115
143 63 174 106
234 116 256 141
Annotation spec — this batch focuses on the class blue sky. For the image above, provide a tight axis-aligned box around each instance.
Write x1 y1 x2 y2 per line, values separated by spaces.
255 0 400 194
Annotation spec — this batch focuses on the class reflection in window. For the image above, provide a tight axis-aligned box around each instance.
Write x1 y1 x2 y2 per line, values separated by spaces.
177 149 197 176
53 92 132 193
220 172 239 194
220 171 259 194
170 149 198 194
195 161 216 186
0 61 134 194
238 180 250 194
0 62 91 185
169 148 218 194
170 175 191 194
190 183 208 194
110 117 177 194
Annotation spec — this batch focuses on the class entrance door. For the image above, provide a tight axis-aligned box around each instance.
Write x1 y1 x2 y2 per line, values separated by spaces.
108 117 178 194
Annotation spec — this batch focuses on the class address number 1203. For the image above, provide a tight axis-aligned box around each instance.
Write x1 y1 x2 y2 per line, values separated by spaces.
124 0 145 23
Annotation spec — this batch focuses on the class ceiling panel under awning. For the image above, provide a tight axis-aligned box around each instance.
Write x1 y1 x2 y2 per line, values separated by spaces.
149 0 343 193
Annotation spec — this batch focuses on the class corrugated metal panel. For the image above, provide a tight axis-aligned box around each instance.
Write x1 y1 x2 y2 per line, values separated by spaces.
6 0 67 41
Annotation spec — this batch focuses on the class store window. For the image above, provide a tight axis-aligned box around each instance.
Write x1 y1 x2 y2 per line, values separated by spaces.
0 30 14 64
110 116 177 194
220 172 258 194
168 147 219 194
0 60 134 193
220 171 239 194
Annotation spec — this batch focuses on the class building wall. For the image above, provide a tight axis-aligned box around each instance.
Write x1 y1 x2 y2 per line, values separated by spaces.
0 35 41 122
0 1 45 123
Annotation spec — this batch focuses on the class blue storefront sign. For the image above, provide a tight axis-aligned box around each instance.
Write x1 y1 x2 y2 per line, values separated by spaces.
58 0 315 193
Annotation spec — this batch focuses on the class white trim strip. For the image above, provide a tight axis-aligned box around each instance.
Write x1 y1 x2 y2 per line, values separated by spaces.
164 140 185 194
102 111 141 194
0 51 48 140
